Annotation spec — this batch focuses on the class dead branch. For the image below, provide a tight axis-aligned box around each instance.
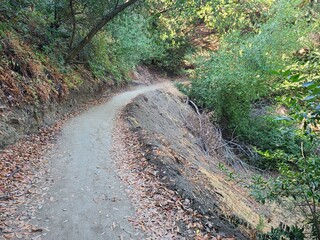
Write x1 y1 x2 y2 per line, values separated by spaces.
188 99 203 132
181 100 265 174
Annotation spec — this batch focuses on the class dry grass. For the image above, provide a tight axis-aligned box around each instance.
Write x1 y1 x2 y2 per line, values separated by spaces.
200 168 304 236
175 96 305 237
0 32 88 106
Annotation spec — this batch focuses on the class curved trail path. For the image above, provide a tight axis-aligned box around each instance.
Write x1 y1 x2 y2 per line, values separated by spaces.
34 83 171 240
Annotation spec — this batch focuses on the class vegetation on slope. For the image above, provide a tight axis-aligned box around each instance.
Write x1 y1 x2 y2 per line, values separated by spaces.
2 0 320 238
0 1 154 106
0 0 199 147
178 0 320 238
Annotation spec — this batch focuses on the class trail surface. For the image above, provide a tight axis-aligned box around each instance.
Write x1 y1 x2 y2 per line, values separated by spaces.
34 83 170 240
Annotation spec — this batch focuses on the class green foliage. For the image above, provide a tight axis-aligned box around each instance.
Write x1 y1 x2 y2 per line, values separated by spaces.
1 0 185 82
0 22 10 38
180 0 319 168
180 3 320 236
218 163 240 181
258 224 305 240
183 0 312 127
233 111 319 170
250 47 320 239
107 13 159 75
277 49 320 139
197 0 272 34
256 216 266 233
3 0 320 237
86 13 159 81
3 0 228 79
146 0 195 72
252 156 320 239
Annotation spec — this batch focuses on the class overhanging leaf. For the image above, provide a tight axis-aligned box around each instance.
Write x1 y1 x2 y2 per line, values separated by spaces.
303 95 316 101
302 81 315 88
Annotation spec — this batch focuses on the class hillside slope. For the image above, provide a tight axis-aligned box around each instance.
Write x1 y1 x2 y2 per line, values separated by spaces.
118 89 303 239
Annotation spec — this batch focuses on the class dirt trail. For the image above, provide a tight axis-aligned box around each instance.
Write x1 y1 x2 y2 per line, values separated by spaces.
33 83 172 240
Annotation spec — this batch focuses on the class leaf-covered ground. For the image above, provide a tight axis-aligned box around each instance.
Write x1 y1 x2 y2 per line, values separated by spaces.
0 122 61 239
112 117 236 239
115 88 304 239
0 91 124 239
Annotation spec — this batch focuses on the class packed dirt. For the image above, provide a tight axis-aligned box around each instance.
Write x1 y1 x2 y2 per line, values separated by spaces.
0 76 171 239
27 83 175 240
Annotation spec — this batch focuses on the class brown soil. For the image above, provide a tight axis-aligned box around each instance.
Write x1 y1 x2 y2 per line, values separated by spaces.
120 89 303 239
120 89 246 239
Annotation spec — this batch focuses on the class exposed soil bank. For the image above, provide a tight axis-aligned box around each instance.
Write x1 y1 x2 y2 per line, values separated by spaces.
123 90 247 239
0 79 110 148
122 89 302 239
0 66 162 149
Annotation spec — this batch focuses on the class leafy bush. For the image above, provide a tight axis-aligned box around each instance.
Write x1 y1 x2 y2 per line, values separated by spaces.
197 0 271 34
86 13 159 81
238 116 313 169
147 8 194 72
183 0 312 128
278 49 320 139
180 1 317 168
258 224 305 240
252 155 320 239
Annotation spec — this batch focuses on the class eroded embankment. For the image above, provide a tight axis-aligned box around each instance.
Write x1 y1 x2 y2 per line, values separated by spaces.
0 63 162 149
118 89 302 239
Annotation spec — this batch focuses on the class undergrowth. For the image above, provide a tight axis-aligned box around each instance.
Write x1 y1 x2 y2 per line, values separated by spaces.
180 0 320 238
0 2 170 105
179 0 319 169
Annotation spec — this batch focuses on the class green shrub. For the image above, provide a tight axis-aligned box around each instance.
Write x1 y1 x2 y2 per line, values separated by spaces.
258 224 305 240
181 0 316 157
86 13 160 81
252 156 320 239
146 2 195 72
277 48 320 140
187 0 311 119
236 116 313 169
197 0 271 34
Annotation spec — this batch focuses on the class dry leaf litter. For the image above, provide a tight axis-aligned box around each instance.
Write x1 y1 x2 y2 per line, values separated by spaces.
112 115 234 240
0 90 125 239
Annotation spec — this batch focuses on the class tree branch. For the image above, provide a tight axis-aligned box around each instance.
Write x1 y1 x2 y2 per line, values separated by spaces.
66 0 140 62
69 0 77 48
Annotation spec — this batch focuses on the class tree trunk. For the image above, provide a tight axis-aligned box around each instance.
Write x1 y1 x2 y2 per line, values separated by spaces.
66 0 140 62
69 0 76 48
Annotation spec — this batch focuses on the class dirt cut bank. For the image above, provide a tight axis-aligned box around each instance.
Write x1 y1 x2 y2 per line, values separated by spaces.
118 88 303 239
0 61 163 149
